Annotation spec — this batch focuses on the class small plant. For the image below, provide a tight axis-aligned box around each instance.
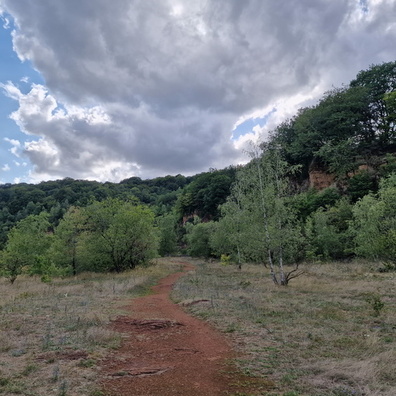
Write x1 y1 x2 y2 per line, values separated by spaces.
378 261 396 273
78 359 96 368
52 365 60 382
58 380 68 396
21 363 38 376
365 293 385 317
41 274 52 283
220 254 231 266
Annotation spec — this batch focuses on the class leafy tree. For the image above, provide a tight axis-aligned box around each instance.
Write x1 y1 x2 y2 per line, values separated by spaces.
50 207 86 275
351 173 396 261
216 144 304 285
292 187 341 221
347 170 378 202
305 199 353 260
157 213 178 256
176 168 236 220
0 212 52 283
79 199 158 273
350 61 396 147
185 220 216 258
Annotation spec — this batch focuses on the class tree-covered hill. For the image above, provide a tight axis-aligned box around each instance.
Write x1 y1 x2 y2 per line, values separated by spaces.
1 61 396 282
272 61 396 181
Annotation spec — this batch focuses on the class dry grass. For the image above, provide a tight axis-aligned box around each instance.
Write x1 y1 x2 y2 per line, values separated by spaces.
172 259 396 396
0 257 183 396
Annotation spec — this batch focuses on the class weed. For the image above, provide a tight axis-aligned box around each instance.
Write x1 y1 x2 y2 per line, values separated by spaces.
89 390 105 396
78 359 96 368
52 365 60 382
365 293 385 317
58 380 68 396
0 377 9 386
21 363 38 376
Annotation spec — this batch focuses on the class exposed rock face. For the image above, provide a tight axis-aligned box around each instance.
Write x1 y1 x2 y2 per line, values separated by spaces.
309 169 335 190
308 156 338 190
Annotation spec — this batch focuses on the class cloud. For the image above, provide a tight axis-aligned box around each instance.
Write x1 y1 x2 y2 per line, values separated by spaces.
1 0 396 182
4 137 22 157
1 163 10 171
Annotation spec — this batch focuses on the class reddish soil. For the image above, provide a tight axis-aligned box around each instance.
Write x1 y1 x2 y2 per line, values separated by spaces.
100 261 272 396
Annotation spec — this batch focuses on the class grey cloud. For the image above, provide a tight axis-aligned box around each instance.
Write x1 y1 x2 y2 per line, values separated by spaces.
1 0 396 181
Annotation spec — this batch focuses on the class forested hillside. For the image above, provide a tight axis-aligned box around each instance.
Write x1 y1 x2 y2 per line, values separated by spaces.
1 61 396 283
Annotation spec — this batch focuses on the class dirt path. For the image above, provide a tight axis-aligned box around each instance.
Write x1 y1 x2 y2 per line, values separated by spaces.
100 260 271 395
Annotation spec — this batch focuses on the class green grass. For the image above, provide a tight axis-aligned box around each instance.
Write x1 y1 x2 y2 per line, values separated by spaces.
172 259 396 396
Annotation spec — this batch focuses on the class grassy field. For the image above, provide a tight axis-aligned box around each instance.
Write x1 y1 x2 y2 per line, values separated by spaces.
1 257 395 396
172 259 396 396
0 258 183 396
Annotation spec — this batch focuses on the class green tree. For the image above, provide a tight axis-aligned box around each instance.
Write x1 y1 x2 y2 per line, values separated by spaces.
305 199 353 260
50 207 86 275
157 213 178 256
351 173 396 261
217 144 303 285
80 199 158 273
0 212 52 283
350 61 396 147
185 220 216 258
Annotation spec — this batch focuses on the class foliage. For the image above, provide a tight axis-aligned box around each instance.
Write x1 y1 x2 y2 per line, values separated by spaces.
305 199 353 260
351 173 396 262
0 174 191 248
79 199 159 273
292 187 341 221
176 167 236 221
49 206 87 275
213 144 304 285
347 170 378 202
185 220 216 258
273 61 396 178
0 212 52 283
157 212 178 256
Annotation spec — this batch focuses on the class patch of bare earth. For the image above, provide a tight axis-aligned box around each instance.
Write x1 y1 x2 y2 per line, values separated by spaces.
100 262 273 395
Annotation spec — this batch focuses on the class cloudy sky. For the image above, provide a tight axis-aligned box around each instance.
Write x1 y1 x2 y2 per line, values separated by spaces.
0 0 395 184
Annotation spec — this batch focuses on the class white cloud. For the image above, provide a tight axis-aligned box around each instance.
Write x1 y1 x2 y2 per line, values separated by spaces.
1 163 10 171
4 137 22 157
1 0 396 182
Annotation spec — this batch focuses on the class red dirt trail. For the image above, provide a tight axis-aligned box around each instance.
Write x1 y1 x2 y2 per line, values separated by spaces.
100 260 272 395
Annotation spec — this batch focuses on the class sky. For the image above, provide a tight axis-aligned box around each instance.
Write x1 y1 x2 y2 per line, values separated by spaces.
0 0 395 185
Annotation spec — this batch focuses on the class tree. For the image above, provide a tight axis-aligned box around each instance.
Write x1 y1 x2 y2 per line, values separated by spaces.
50 206 86 275
350 61 396 147
79 199 158 273
216 144 304 285
211 169 259 269
351 173 396 262
157 213 178 256
305 198 353 260
0 212 51 283
185 219 216 259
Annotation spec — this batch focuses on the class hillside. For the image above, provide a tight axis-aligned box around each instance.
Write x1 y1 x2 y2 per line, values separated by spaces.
1 61 396 281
